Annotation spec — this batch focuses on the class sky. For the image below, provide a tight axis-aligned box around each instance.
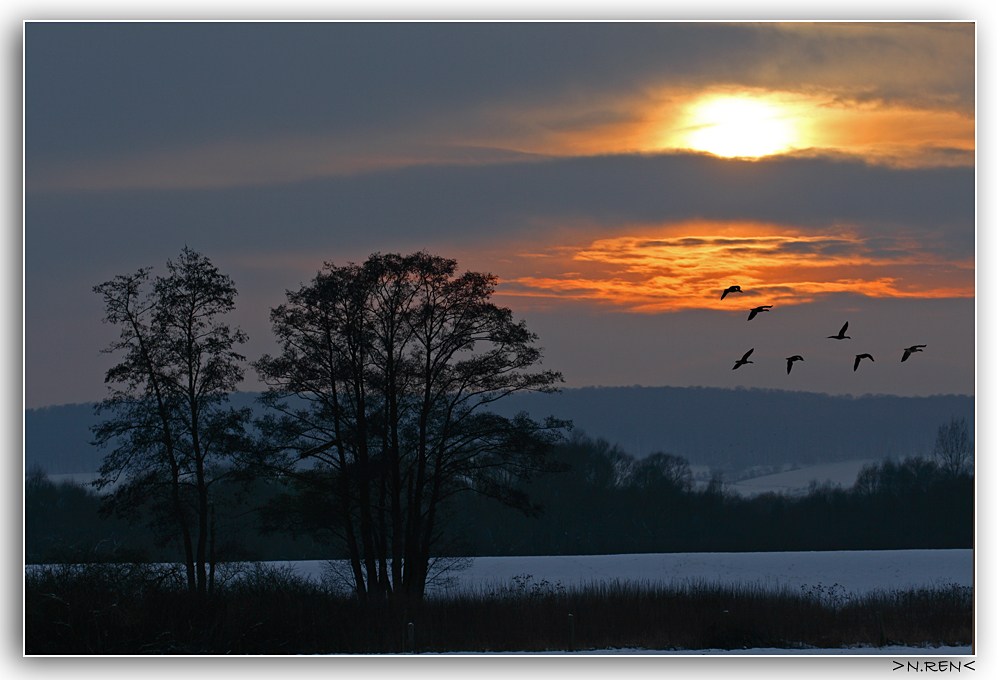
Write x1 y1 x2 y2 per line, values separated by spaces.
23 20 977 409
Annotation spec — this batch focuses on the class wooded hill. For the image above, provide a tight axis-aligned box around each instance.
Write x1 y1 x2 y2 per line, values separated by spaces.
25 386 973 474
488 386 973 468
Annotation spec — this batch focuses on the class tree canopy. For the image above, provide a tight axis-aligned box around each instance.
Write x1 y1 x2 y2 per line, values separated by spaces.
92 247 251 598
254 251 567 600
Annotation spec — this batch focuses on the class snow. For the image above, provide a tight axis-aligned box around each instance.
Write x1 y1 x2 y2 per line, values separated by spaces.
420 645 973 655
38 472 101 486
729 459 876 497
279 548 973 598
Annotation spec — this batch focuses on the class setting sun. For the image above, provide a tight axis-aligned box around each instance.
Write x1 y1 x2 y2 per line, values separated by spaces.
682 96 798 158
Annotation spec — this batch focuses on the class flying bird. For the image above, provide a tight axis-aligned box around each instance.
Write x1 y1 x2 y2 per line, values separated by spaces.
828 322 851 340
786 355 804 374
732 348 755 370
853 353 874 371
721 285 742 300
901 344 927 362
747 305 773 321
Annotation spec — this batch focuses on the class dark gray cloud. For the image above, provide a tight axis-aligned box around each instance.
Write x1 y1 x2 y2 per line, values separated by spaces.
26 22 973 170
24 22 748 163
25 152 974 271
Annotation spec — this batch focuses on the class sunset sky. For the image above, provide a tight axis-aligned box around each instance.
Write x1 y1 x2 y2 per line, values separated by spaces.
24 21 976 409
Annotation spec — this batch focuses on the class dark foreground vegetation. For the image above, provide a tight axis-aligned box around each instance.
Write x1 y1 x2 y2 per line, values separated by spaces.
25 562 971 654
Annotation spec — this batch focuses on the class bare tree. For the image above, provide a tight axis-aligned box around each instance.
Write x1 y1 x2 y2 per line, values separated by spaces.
91 247 251 599
627 452 693 492
932 416 973 475
254 252 567 602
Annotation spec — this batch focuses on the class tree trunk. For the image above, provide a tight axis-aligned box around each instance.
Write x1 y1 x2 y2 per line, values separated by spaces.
192 399 208 601
353 381 383 598
208 502 216 597
329 371 368 601
168 456 196 594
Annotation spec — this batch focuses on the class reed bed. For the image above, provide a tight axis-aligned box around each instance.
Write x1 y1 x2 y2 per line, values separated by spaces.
24 563 972 655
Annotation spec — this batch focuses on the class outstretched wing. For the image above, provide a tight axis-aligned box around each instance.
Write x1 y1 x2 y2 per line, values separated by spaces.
741 348 755 361
853 355 861 371
787 359 793 374
839 322 849 335
747 309 757 320
902 349 912 362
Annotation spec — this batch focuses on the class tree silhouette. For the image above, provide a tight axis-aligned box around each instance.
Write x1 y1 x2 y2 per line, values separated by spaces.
933 416 973 475
627 452 693 492
254 251 567 601
91 247 251 599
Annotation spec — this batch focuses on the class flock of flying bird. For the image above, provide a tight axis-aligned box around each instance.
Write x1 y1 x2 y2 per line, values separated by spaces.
720 285 927 374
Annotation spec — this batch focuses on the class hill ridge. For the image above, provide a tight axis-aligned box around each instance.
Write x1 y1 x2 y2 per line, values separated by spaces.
25 386 974 474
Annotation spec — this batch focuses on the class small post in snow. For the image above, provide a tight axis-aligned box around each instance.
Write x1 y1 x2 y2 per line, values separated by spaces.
568 613 575 652
407 621 415 653
876 610 887 647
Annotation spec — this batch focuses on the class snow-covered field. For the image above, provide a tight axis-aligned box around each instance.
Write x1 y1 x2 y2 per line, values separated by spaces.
728 459 875 497
277 548 973 599
427 645 972 655
322 549 973 656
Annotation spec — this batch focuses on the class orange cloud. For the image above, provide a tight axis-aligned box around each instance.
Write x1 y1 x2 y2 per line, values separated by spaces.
493 223 974 312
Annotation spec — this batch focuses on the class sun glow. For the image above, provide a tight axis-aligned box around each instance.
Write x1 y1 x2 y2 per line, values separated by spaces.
681 96 798 158
647 88 975 166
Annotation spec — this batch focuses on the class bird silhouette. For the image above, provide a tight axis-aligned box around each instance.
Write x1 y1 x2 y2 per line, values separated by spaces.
786 355 804 374
853 353 874 371
732 348 754 370
901 344 927 362
721 285 742 300
828 322 851 340
747 305 773 320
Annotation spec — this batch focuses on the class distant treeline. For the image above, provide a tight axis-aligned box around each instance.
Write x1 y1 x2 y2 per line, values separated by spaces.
25 434 972 564
449 435 973 555
25 387 974 476
24 467 339 565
